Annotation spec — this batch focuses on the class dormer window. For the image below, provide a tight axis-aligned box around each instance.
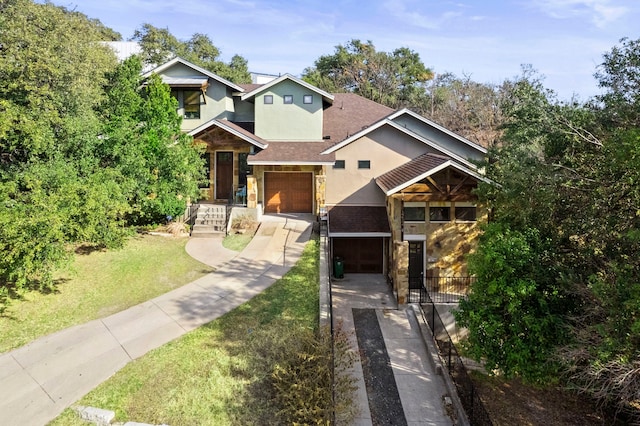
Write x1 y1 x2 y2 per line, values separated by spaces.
184 90 201 119
264 95 273 104
283 95 293 104
303 95 313 104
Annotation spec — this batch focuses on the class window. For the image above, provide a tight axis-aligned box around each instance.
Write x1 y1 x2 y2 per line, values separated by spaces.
455 206 477 221
333 160 345 169
404 207 425 221
283 95 293 104
429 206 450 222
183 90 201 119
264 95 273 104
303 94 313 104
358 160 370 169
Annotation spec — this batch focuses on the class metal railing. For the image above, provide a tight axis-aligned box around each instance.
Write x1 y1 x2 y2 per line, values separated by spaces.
407 276 476 304
422 301 493 426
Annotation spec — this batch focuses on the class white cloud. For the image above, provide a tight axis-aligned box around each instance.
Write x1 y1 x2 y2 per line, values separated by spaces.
532 0 627 28
382 0 462 29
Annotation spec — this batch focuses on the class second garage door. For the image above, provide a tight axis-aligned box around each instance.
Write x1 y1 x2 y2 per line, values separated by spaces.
264 172 313 213
332 238 384 274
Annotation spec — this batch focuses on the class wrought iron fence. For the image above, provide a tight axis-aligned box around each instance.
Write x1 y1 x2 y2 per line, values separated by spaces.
422 302 493 426
407 276 476 303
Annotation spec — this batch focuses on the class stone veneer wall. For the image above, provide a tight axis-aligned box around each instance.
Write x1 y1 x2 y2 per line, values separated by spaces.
315 173 326 216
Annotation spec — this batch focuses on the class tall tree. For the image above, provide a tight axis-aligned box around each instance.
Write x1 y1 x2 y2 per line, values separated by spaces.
303 39 433 108
456 42 640 420
131 24 251 84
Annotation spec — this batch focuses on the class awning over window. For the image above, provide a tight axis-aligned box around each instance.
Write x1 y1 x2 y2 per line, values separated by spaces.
161 75 209 89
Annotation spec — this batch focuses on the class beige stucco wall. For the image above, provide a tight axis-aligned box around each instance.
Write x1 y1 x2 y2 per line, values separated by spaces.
254 80 323 141
325 126 438 206
392 114 485 163
157 63 234 132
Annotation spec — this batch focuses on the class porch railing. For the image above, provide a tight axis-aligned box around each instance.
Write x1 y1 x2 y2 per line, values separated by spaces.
407 276 476 304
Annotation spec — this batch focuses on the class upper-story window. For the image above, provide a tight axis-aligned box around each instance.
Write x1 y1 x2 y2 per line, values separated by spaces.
264 95 273 104
333 160 345 169
303 95 313 104
183 90 201 119
358 160 370 169
455 206 477 222
404 207 425 221
283 95 293 104
429 205 451 222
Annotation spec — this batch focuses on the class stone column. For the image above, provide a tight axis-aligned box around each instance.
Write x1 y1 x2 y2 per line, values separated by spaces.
393 240 409 304
246 175 257 209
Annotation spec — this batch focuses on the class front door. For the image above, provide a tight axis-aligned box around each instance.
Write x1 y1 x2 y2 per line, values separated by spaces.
408 241 424 289
215 151 233 200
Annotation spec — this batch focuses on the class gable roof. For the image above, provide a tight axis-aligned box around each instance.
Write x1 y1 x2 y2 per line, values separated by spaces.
240 74 334 104
188 118 268 149
375 153 492 196
142 57 244 92
387 109 487 154
323 118 480 169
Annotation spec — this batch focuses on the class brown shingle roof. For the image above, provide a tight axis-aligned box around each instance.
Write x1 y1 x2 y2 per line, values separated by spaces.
323 93 394 143
375 153 451 194
249 141 334 164
328 206 390 234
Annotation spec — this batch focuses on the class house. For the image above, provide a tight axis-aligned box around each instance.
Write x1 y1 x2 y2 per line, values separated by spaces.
143 57 489 304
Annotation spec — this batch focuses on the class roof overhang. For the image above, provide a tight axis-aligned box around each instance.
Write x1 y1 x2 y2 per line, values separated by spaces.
240 73 334 104
387 109 488 154
142 57 244 92
188 119 268 150
323 119 478 169
378 160 493 196
248 160 334 166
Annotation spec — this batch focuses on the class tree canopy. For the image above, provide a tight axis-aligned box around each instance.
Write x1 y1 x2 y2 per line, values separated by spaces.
455 39 640 420
0 1 203 304
132 24 251 84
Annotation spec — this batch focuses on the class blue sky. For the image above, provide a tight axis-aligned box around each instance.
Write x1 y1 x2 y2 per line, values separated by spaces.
52 0 639 101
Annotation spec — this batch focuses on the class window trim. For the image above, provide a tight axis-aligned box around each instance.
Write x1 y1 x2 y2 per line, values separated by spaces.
283 95 293 104
303 94 313 104
264 95 273 104
333 160 345 169
357 160 371 169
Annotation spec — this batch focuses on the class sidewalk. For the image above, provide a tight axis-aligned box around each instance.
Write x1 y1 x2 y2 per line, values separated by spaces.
0 214 313 426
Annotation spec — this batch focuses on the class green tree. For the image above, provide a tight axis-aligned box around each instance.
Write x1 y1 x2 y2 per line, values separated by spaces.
131 24 251 83
302 39 433 108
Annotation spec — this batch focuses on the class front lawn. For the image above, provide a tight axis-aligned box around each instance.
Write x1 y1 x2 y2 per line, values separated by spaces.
51 238 328 425
0 234 214 353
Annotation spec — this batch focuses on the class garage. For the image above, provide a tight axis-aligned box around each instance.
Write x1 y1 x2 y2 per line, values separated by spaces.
264 172 313 213
332 237 384 274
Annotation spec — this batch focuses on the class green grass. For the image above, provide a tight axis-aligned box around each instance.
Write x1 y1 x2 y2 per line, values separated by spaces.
51 237 320 426
222 232 254 252
0 234 214 352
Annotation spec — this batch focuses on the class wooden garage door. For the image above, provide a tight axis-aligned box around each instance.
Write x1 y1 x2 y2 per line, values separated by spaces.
333 238 383 274
264 172 313 213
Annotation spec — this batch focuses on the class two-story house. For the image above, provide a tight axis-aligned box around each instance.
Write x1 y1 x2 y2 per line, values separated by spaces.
143 57 489 304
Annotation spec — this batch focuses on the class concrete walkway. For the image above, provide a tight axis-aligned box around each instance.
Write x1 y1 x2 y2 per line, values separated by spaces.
332 276 457 426
0 213 314 426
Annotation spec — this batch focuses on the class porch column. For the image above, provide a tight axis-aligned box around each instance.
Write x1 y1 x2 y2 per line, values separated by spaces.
315 174 326 216
246 175 257 209
393 240 409 304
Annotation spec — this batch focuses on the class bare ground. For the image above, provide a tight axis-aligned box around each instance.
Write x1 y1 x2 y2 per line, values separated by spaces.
471 372 627 426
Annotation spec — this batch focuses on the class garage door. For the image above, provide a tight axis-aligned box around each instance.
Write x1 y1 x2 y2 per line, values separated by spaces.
333 238 383 274
264 172 313 213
